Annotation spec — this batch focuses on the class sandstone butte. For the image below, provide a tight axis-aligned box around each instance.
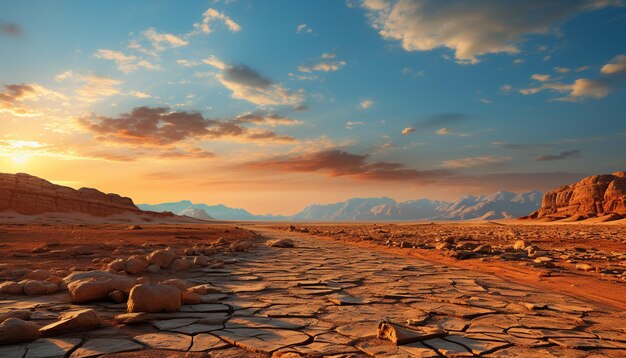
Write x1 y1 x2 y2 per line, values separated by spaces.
0 172 163 217
529 171 626 219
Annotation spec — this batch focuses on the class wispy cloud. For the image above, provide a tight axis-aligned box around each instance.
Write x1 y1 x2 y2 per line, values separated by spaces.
205 56 304 106
0 83 67 117
0 21 21 37
520 54 626 101
94 49 161 74
194 8 241 34
535 149 580 161
440 155 511 169
240 149 450 182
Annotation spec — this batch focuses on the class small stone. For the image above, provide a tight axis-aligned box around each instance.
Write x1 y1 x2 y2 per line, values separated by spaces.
267 239 295 248
114 312 154 324
109 290 126 303
194 255 209 267
377 321 446 345
514 240 529 250
576 263 594 272
182 291 202 305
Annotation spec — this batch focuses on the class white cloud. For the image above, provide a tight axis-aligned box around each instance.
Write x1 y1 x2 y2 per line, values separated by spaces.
296 24 313 34
321 52 336 59
346 121 365 129
142 28 188 50
177 59 200 67
554 67 571 73
360 99 374 109
600 54 626 74
501 84 513 92
202 55 228 70
195 8 241 34
129 91 152 99
94 49 161 74
76 74 121 102
55 70 74 82
401 127 415 135
298 61 346 73
437 127 470 137
361 0 620 64
531 74 552 82
440 155 511 169
520 54 626 102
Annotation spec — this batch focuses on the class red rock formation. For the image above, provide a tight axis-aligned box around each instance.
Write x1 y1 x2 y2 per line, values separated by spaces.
0 173 142 216
530 172 626 219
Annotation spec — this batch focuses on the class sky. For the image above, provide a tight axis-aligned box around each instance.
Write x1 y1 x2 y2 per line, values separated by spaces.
1 0 626 215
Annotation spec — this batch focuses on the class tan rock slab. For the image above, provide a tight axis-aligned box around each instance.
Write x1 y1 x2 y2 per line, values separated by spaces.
69 338 142 357
190 333 230 352
134 332 192 351
422 337 473 357
25 338 81 358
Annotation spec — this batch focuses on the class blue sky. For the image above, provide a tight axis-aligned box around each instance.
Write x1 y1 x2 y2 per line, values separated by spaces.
1 0 625 214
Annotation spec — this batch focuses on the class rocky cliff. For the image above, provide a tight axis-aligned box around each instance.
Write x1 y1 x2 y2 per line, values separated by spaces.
529 171 626 219
0 172 143 217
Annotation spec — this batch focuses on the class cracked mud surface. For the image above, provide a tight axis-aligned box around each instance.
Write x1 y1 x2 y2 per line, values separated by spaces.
1 224 625 357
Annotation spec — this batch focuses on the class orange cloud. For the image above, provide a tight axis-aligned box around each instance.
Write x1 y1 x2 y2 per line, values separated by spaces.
79 106 297 146
240 149 450 182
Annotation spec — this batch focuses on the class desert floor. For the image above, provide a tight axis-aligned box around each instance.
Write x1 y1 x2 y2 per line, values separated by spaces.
0 222 625 357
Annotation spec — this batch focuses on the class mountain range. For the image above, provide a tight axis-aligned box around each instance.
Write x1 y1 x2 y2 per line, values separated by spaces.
138 191 542 221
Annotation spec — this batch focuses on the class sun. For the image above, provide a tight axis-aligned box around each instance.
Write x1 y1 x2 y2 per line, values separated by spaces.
11 152 29 164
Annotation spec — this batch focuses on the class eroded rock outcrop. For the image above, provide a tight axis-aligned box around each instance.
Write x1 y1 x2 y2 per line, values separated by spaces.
0 173 141 216
529 172 626 219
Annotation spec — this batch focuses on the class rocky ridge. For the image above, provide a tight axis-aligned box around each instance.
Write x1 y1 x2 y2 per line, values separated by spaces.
529 171 626 220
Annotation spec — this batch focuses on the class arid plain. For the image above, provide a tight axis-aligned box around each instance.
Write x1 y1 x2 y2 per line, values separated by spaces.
0 220 625 357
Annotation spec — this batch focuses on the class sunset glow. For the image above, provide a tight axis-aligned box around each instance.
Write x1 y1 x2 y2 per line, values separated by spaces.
1 1 625 214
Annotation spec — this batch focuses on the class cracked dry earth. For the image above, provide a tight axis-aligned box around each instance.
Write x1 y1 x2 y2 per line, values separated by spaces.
2 227 626 358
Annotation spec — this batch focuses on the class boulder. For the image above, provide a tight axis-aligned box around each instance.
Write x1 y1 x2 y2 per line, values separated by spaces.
125 256 149 274
194 255 209 267
161 279 188 291
147 250 177 268
0 309 31 323
67 275 135 303
23 269 52 281
0 281 23 295
107 259 127 272
22 280 58 295
127 284 181 313
0 318 40 344
39 309 101 336
170 258 192 271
